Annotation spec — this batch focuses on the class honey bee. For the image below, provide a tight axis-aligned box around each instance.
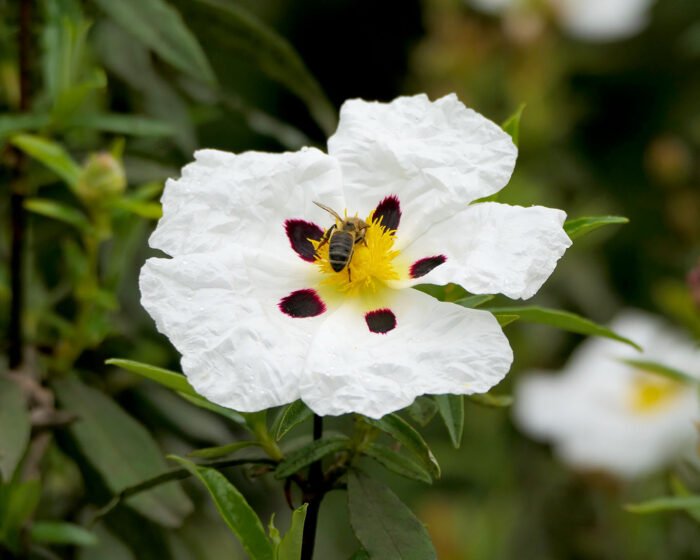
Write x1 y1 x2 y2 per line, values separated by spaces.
313 201 369 281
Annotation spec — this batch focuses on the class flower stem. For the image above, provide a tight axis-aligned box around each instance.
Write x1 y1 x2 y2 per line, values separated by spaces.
301 414 324 560
8 0 33 369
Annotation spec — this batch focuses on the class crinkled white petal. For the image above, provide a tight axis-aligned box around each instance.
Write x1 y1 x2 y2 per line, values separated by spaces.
299 289 513 418
513 310 700 479
150 148 345 257
328 94 517 242
552 0 653 41
140 249 326 412
395 202 571 300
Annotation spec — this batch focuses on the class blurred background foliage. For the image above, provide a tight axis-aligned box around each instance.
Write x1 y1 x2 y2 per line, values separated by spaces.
1 0 699 558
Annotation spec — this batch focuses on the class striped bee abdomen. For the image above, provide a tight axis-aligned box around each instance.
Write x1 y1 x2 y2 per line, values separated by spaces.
329 231 354 272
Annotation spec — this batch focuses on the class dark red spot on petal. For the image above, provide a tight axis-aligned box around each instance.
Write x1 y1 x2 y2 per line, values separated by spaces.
373 195 401 231
410 255 447 279
365 308 397 334
279 289 326 318
285 220 324 262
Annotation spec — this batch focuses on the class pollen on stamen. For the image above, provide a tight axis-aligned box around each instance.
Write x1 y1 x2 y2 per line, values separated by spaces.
311 211 400 296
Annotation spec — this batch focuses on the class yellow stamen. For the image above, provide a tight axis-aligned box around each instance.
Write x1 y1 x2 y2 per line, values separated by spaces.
629 371 683 413
311 211 400 297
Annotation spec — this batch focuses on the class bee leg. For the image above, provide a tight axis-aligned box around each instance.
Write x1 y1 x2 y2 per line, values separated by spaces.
316 224 336 251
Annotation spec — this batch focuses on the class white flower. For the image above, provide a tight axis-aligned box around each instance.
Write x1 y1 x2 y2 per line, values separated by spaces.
468 0 654 42
514 310 700 479
140 94 571 419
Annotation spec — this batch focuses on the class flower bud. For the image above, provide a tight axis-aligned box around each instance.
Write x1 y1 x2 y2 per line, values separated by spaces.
75 152 126 205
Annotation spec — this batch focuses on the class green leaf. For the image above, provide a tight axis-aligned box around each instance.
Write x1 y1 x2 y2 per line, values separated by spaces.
564 216 629 240
51 71 107 124
434 395 464 448
0 376 30 482
0 480 41 549
106 358 247 425
30 521 98 547
105 358 195 396
169 456 274 560
485 306 642 351
621 359 697 384
272 401 313 441
348 551 370 560
366 414 440 479
113 198 163 219
347 470 437 560
501 103 525 146
626 495 700 515
454 294 495 308
92 0 215 84
188 441 263 460
670 476 700 524
53 377 192 527
468 393 513 408
68 114 176 137
404 397 439 427
25 198 92 232
183 0 337 135
0 114 50 142
276 504 307 560
274 436 349 479
363 444 432 484
494 313 519 328
10 133 81 187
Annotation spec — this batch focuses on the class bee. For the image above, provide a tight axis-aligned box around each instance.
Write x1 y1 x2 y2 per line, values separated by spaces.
313 201 369 281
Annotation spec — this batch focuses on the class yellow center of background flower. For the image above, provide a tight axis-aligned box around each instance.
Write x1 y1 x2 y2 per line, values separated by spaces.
311 211 400 297
629 371 684 413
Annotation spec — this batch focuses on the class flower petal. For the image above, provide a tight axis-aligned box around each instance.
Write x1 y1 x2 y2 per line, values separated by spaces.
328 94 517 242
395 202 571 300
150 148 344 257
554 0 652 41
140 249 326 412
299 289 513 418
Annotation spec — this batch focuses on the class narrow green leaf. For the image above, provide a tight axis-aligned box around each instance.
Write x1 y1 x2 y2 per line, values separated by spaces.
183 0 337 135
501 103 525 146
169 456 274 560
405 397 439 427
347 470 437 560
468 393 513 408
0 480 41 548
105 358 195 396
68 114 176 137
51 72 107 124
621 359 697 384
53 377 193 527
363 444 432 484
366 414 440 479
0 377 30 482
670 476 700 523
564 216 629 240
434 395 464 448
276 504 307 560
454 294 495 308
0 114 50 141
92 0 215 84
348 551 370 560
274 436 349 479
188 441 262 460
494 313 519 327
10 133 81 187
113 198 163 219
272 401 313 441
177 392 247 425
626 496 700 514
485 306 642 351
25 198 92 231
30 522 98 547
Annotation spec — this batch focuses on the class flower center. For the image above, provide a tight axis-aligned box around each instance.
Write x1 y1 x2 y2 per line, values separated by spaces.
629 371 683 413
311 210 400 296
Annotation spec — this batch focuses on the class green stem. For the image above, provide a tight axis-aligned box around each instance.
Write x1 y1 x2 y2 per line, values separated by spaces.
300 414 324 560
